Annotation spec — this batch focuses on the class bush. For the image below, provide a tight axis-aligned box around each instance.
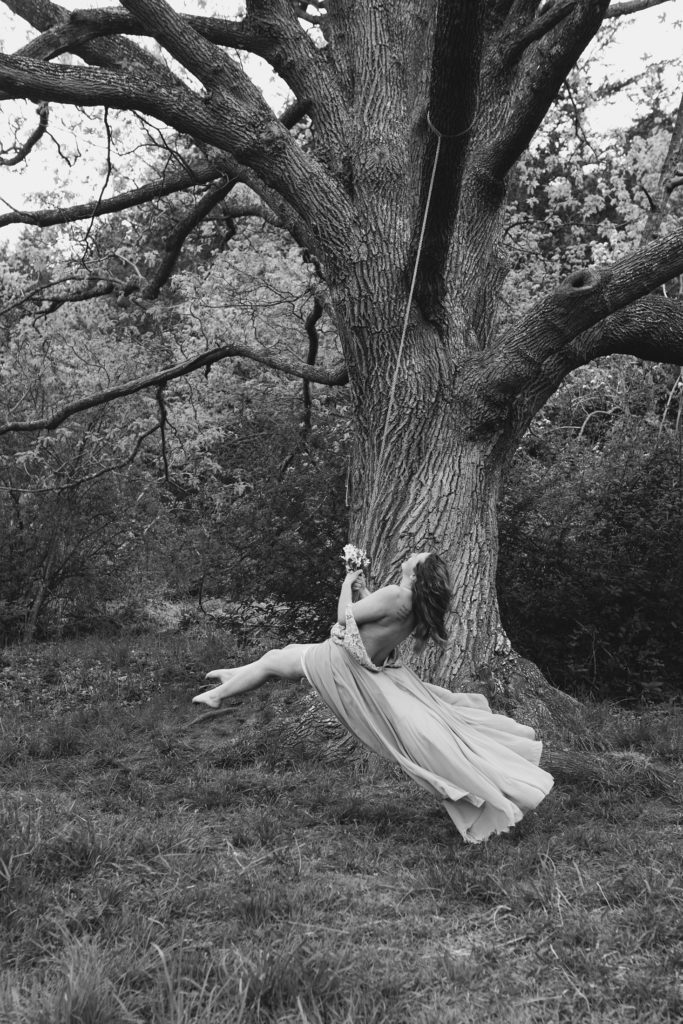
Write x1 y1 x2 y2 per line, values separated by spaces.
499 375 683 702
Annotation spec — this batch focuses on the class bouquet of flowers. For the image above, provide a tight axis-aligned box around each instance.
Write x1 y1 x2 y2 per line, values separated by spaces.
342 543 371 575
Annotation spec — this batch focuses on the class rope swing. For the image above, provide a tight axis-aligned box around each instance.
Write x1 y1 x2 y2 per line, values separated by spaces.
363 111 475 533
374 112 477 478
374 117 443 476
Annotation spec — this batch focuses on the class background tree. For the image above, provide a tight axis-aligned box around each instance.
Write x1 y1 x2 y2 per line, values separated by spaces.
1 1 683 723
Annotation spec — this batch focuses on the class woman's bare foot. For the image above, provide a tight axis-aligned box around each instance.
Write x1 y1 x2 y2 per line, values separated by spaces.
204 669 236 684
191 668 237 707
191 690 222 708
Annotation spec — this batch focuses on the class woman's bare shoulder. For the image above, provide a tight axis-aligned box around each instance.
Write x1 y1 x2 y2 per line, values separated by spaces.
371 584 409 604
349 585 412 625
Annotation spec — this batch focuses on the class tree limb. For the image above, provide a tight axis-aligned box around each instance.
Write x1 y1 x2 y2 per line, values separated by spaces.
10 1 335 109
0 272 95 316
5 0 193 92
607 0 674 16
41 280 117 313
142 178 235 300
0 163 224 229
573 294 683 364
0 344 348 436
510 294 683 438
480 0 611 182
504 1 576 62
117 0 250 95
0 53 208 124
478 225 683 402
0 49 355 263
0 95 310 238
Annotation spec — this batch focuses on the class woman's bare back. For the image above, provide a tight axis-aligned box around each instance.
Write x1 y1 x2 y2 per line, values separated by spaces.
355 585 415 664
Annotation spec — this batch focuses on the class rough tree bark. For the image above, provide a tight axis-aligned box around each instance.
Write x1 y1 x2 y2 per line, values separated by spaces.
1 0 683 728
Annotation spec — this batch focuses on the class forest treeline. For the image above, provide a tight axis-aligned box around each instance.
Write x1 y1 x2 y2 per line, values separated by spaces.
1 45 682 703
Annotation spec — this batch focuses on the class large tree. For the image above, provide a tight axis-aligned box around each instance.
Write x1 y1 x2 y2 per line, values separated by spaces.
1 0 683 721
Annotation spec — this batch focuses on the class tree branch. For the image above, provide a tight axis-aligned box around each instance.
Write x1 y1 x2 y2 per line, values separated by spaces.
118 0 250 95
142 178 235 300
504 1 576 62
0 53 206 123
0 343 348 436
0 100 48 165
479 225 683 401
5 0 191 92
510 294 683 438
41 279 117 313
0 94 310 238
479 0 610 182
0 422 161 493
10 1 335 109
572 294 683 364
0 48 355 263
0 163 224 229
607 0 674 16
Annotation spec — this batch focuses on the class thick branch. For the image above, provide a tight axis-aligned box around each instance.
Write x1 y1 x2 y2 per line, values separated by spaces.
511 294 683 438
0 50 355 263
5 0 190 92
572 294 683 364
0 344 348 436
482 226 683 399
0 53 207 121
118 0 249 95
480 0 610 181
11 1 335 108
505 1 576 62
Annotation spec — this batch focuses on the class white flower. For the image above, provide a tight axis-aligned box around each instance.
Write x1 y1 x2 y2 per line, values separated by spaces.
342 544 370 573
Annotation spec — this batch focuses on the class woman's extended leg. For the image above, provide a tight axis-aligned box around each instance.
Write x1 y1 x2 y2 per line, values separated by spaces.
191 644 308 708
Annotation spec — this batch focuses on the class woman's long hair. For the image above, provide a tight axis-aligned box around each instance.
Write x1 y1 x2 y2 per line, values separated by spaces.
412 553 452 653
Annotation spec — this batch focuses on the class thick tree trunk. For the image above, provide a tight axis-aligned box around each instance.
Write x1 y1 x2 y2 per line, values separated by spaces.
339 314 579 735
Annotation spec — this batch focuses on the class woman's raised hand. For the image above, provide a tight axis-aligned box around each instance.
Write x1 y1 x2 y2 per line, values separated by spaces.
348 570 366 594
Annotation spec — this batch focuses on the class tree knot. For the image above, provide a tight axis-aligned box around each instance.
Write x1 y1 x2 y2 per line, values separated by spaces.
563 267 602 294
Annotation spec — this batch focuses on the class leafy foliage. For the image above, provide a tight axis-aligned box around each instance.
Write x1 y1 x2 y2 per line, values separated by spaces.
500 359 683 701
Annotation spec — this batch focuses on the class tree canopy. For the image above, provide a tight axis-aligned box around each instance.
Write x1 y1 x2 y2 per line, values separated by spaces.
2 0 683 705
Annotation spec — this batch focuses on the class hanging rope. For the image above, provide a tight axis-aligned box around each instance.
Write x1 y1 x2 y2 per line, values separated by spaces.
374 124 442 478
373 114 478 485
363 111 472 534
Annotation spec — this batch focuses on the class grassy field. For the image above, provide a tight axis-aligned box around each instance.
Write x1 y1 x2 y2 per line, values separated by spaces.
1 631 682 1024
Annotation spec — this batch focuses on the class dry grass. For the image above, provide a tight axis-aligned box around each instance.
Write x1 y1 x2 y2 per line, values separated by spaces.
1 633 682 1023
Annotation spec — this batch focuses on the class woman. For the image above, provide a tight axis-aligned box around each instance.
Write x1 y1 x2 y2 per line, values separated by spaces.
192 552 554 844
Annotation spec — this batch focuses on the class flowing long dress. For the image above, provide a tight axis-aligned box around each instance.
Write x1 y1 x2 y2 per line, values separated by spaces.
301 607 554 844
